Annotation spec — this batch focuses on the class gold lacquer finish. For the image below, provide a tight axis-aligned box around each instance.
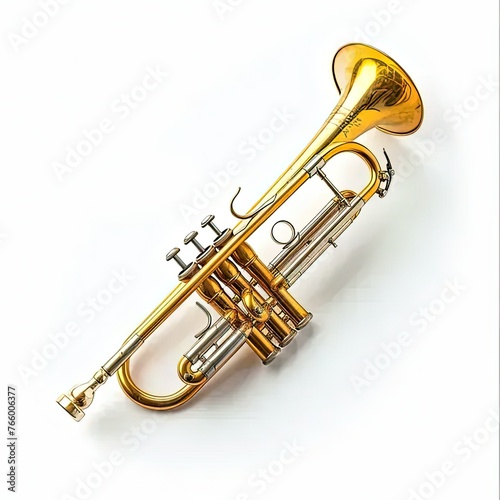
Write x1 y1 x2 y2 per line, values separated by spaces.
57 43 423 421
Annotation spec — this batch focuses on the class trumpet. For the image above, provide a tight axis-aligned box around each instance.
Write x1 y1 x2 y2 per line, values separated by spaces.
57 43 423 421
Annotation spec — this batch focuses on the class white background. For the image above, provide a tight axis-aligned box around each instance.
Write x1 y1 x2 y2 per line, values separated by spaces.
1 1 498 499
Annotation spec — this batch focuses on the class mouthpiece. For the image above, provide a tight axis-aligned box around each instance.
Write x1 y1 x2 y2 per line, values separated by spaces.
56 368 109 421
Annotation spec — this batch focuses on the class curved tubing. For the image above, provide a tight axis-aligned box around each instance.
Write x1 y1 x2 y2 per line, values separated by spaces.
117 359 207 410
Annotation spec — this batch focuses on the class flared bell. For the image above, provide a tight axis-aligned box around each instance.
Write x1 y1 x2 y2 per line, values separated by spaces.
332 43 424 136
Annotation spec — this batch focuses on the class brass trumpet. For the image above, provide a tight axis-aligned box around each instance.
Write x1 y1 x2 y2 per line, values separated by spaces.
57 43 423 421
